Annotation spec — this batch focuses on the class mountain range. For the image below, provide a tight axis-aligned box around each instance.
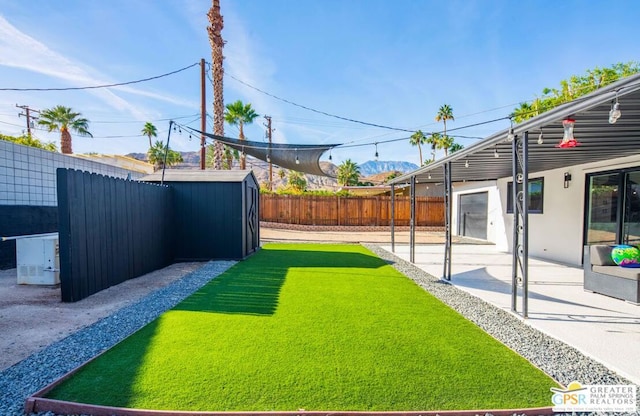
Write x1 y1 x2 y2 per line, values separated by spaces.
126 152 417 190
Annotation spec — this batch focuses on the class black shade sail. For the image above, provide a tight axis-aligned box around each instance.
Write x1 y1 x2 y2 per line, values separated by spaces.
193 129 340 177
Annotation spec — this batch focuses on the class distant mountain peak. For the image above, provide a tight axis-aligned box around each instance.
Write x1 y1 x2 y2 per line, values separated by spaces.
358 160 418 176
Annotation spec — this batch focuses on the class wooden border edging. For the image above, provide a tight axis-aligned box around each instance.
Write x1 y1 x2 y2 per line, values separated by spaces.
25 367 555 416
25 395 556 416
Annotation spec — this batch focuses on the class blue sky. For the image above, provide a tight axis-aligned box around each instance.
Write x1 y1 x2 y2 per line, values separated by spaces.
0 0 639 166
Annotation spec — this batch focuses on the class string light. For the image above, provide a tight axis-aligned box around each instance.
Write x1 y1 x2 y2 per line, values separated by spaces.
537 130 544 145
374 143 379 160
609 94 621 124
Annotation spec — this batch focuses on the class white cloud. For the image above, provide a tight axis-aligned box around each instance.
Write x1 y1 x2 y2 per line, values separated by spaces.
0 15 197 121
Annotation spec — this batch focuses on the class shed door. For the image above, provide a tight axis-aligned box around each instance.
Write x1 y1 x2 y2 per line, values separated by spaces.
246 185 259 254
458 192 488 240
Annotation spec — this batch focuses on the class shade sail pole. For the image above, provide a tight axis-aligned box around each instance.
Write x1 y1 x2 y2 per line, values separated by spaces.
390 184 395 253
443 161 452 280
410 176 416 263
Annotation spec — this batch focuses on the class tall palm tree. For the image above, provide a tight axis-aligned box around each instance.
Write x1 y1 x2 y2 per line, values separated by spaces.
435 104 454 142
224 100 259 169
438 134 455 156
141 122 157 148
38 105 92 154
147 140 183 171
426 132 441 162
208 0 225 170
337 159 360 186
409 130 427 166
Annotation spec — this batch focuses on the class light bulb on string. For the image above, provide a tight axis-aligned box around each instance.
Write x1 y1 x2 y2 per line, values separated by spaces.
464 159 469 168
537 130 544 145
295 148 300 164
609 98 621 124
494 147 499 158
374 143 379 160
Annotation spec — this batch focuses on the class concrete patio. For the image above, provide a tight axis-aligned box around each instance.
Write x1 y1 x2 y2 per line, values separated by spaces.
380 243 640 386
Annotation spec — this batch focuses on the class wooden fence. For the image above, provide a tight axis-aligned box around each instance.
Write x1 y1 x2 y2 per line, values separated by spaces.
57 169 173 302
260 194 444 227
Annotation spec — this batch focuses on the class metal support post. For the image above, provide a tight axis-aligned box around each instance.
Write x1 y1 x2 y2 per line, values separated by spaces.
443 162 452 280
409 176 416 263
390 184 395 253
511 131 529 317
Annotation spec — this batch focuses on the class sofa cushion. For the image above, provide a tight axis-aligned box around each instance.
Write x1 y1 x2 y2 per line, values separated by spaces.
590 245 617 266
592 265 640 281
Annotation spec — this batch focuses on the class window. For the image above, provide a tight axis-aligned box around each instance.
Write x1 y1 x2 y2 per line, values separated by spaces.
506 177 544 214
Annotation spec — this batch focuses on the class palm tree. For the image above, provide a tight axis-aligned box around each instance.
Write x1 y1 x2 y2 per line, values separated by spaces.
287 171 307 193
449 142 464 153
224 100 259 169
223 145 239 169
409 130 427 166
438 134 454 156
147 140 183 171
141 122 157 148
37 105 92 154
435 104 454 144
208 0 225 170
425 132 441 162
337 159 360 186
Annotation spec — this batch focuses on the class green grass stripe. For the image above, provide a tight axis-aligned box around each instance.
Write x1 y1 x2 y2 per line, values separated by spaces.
47 243 557 411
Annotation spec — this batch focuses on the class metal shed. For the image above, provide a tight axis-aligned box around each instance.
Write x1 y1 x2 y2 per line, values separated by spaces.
141 170 260 260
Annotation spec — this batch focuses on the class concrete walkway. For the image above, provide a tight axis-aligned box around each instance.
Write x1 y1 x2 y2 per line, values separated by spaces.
380 243 640 386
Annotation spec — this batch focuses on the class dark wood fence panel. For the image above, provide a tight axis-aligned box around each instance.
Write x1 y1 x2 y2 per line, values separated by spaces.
0 206 58 269
57 169 172 302
260 194 444 227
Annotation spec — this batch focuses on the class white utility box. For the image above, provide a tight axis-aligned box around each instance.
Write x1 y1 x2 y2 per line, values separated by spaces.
14 233 60 285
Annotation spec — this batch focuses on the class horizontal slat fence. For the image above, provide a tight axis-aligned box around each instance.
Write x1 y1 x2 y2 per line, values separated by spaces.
260 194 444 227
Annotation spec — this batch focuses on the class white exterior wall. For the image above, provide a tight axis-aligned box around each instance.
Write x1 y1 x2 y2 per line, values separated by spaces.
452 154 640 266
0 140 145 206
451 181 508 250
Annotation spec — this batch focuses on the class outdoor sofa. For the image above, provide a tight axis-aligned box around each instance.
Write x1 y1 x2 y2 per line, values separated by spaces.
583 245 640 304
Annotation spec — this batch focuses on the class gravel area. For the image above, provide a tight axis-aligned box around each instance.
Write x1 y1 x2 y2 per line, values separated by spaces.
365 244 639 416
0 260 235 416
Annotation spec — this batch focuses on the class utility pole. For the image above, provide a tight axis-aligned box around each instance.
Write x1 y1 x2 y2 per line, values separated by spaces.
264 115 273 190
16 104 39 137
200 58 206 170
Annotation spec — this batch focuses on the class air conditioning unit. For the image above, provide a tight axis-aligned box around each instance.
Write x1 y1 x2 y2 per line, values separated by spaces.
16 234 60 285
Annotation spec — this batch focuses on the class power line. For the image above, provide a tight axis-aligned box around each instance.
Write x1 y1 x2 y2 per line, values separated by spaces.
219 66 415 133
0 62 200 91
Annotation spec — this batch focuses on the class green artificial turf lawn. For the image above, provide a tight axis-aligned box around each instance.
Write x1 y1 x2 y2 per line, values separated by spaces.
47 243 557 411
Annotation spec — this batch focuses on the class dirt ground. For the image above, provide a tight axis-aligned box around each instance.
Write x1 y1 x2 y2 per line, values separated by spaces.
0 228 460 371
0 262 203 371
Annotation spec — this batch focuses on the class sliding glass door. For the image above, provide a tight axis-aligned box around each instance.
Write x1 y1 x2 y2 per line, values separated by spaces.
585 168 640 245
623 171 640 245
